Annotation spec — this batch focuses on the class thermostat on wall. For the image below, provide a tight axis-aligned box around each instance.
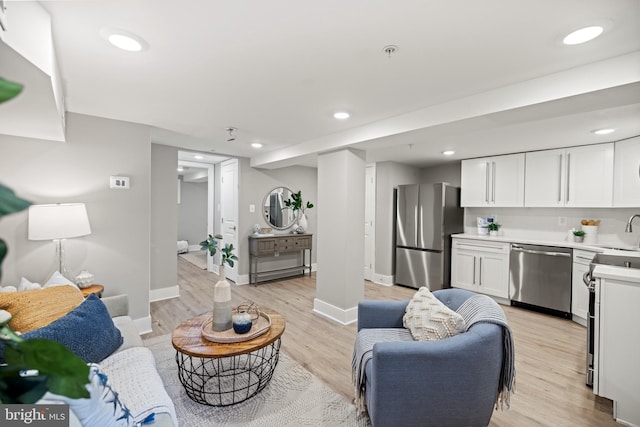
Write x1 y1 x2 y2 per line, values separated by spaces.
110 176 130 189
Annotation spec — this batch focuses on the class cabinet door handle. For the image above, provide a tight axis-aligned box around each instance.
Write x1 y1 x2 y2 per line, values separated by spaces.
479 257 483 286
638 161 640 179
473 256 476 285
491 162 496 203
485 162 490 203
566 153 571 203
558 154 563 203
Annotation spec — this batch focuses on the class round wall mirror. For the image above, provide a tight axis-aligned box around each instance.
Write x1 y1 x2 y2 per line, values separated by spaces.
263 187 298 230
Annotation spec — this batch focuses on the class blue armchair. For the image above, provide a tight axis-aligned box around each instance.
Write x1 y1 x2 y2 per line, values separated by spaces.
356 288 503 427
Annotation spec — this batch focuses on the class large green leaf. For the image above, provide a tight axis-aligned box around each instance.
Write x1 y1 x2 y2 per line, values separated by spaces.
2 339 90 402
0 184 31 217
0 78 23 104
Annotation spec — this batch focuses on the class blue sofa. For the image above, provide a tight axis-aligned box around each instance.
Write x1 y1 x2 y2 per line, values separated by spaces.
357 288 503 427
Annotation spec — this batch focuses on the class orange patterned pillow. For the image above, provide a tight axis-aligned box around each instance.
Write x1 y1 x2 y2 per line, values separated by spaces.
0 285 83 332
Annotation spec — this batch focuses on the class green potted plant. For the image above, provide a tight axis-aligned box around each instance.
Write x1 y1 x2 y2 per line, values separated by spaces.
572 229 586 243
488 222 501 236
283 190 314 232
200 234 238 271
200 234 238 332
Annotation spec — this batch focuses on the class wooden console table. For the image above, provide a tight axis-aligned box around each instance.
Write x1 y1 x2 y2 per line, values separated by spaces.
248 234 312 285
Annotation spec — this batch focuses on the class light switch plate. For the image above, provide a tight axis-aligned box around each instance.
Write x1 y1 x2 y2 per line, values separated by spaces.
110 176 130 189
249 204 255 213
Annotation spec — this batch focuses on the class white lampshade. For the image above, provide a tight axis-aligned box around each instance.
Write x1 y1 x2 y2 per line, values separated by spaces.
28 203 92 241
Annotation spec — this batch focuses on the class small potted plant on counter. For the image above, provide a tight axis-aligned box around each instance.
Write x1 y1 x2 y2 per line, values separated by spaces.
488 222 501 237
572 229 585 243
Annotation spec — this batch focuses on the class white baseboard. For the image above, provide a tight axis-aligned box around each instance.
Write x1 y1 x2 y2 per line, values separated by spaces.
134 316 152 335
150 285 180 302
373 274 394 286
313 298 358 325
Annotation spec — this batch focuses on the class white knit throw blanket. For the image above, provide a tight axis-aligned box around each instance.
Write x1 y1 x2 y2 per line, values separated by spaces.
456 294 516 410
351 328 413 412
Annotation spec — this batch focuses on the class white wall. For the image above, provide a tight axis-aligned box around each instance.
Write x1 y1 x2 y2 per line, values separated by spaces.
238 160 318 279
177 180 207 246
421 162 461 187
150 143 178 295
0 113 152 321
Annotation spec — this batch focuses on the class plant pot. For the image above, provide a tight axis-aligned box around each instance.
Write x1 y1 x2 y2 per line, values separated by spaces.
212 266 232 331
489 230 498 237
574 236 584 243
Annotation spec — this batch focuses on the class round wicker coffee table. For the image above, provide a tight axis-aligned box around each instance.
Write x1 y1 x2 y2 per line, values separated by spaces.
171 308 286 406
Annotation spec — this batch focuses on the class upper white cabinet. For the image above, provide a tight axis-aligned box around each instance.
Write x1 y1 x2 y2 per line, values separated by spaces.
524 143 614 208
461 153 525 207
613 136 640 207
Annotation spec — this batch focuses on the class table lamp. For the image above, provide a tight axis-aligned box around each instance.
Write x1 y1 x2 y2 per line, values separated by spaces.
28 203 92 280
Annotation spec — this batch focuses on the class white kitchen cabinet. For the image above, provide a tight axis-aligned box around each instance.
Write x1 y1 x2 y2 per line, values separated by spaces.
525 149 566 207
613 136 640 207
594 274 640 426
525 143 614 207
571 249 595 326
461 154 525 207
451 238 510 299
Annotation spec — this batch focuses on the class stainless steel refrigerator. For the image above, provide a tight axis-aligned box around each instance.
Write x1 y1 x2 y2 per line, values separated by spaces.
395 183 464 290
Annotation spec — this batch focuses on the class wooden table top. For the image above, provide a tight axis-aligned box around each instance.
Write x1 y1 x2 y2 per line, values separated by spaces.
171 308 286 358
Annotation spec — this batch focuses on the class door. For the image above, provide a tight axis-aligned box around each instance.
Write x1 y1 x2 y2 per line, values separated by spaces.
451 248 477 291
614 136 640 207
396 184 418 248
364 165 375 281
478 253 509 298
492 153 525 207
461 158 489 206
396 247 443 290
418 183 442 250
525 149 566 207
221 159 239 283
566 143 614 207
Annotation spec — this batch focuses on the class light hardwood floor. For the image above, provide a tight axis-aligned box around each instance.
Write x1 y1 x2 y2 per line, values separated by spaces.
145 258 618 426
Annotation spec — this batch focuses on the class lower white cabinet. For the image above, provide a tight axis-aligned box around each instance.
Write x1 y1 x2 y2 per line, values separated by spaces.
451 238 510 299
594 275 640 426
571 249 595 326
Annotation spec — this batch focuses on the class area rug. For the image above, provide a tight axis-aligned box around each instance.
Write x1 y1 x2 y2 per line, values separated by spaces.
178 250 207 269
143 334 371 427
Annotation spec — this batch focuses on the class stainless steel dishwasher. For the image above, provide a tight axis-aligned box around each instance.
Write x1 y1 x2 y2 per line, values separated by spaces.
509 243 573 319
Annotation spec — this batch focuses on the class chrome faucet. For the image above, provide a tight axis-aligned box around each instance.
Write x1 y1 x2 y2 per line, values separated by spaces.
626 214 640 233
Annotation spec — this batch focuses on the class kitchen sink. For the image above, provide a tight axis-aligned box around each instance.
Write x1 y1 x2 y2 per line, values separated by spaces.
591 253 640 269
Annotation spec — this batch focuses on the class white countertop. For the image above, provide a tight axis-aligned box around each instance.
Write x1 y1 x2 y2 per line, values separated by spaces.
452 233 640 253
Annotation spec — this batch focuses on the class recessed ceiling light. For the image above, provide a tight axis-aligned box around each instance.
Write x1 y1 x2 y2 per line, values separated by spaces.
100 27 148 52
194 155 204 160
592 128 616 135
563 26 604 45
442 150 456 156
333 112 350 120
251 143 263 148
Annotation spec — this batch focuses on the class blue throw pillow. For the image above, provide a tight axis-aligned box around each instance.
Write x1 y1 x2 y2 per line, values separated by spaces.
22 294 123 363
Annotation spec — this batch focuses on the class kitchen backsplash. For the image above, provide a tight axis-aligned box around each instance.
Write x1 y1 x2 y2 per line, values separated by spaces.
465 207 640 248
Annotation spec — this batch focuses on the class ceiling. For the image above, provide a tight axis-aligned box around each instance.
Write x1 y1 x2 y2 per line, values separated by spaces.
29 0 640 168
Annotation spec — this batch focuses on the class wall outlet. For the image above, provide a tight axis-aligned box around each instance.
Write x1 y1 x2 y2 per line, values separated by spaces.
558 216 567 226
110 176 130 189
249 204 255 213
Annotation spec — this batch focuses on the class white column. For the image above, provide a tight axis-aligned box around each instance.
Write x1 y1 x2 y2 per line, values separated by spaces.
314 148 365 324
